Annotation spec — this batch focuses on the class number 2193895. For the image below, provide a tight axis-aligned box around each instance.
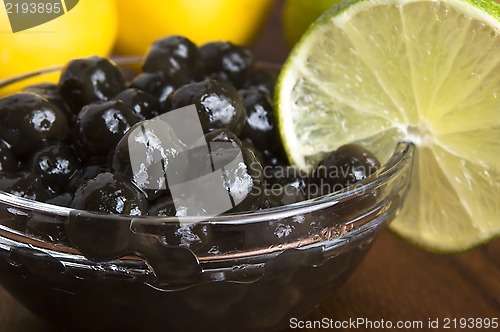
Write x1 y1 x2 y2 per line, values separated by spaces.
5 2 62 14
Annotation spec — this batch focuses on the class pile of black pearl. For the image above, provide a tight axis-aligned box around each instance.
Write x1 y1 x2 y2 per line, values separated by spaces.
0 35 380 218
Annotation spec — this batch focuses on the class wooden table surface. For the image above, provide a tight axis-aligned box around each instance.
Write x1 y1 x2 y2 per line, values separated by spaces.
1 1 499 331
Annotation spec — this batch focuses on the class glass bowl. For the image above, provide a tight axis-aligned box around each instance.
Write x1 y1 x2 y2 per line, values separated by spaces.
0 61 414 332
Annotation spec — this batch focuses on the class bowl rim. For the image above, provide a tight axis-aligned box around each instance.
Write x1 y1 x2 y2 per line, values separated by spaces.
0 142 414 227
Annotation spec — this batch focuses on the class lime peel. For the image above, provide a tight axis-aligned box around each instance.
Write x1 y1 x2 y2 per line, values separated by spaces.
276 0 500 252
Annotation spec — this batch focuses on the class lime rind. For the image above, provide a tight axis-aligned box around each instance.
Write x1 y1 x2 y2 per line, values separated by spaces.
275 0 500 252
314 0 500 26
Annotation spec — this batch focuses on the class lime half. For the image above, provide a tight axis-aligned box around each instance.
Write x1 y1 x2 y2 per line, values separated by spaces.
276 0 500 252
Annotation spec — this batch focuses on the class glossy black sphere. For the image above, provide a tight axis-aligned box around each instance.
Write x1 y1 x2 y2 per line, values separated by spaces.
148 196 211 252
142 36 203 82
28 142 81 192
66 163 109 193
114 88 162 121
184 132 264 214
110 121 187 200
0 171 49 201
241 67 277 97
309 144 380 198
238 88 289 167
75 100 138 157
58 56 127 113
71 172 147 215
170 79 246 135
238 88 278 150
24 83 74 125
200 42 255 87
0 92 68 156
130 71 186 103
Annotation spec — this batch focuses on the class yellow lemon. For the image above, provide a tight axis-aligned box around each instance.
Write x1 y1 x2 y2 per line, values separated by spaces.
114 0 274 56
0 0 118 95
